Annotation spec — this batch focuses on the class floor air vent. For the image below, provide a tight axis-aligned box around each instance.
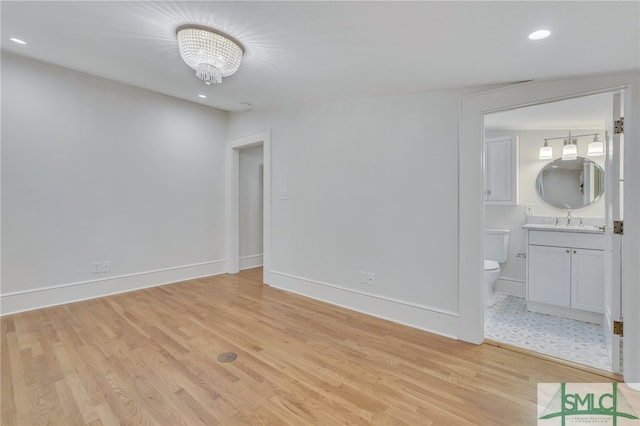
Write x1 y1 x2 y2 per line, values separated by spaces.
217 352 238 363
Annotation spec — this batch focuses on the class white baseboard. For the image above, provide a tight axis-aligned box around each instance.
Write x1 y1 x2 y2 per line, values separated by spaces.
239 254 263 270
1 260 226 316
495 277 525 297
269 271 459 339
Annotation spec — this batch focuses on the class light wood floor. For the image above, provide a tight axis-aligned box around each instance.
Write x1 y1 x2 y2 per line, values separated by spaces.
1 268 617 425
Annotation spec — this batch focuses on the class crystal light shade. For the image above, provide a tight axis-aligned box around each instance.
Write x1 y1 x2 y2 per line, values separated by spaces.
176 25 243 85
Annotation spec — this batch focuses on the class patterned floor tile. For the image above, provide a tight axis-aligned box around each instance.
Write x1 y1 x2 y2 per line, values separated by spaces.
485 294 611 371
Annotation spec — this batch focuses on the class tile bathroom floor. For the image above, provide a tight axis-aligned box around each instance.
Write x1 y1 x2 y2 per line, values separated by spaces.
484 293 611 372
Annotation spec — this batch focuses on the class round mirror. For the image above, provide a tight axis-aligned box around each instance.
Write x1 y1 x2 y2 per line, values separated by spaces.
535 156 604 209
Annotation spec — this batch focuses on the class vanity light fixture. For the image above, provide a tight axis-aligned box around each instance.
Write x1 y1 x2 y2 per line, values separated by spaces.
538 139 553 160
176 25 244 85
541 132 602 161
587 134 604 156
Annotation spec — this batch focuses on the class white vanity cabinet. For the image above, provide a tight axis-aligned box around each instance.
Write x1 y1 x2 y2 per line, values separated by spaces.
525 228 604 323
484 135 518 205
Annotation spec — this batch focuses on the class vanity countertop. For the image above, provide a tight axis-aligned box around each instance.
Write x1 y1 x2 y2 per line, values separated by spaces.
522 223 604 234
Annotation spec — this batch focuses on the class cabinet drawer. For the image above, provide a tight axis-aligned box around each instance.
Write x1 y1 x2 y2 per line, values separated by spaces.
528 230 603 250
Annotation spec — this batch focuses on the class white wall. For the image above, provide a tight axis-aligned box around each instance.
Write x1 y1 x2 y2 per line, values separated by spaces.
239 145 264 269
2 53 637 377
485 129 605 284
1 52 228 313
227 90 470 337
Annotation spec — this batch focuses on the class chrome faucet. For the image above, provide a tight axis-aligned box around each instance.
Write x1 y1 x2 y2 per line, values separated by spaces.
566 209 572 226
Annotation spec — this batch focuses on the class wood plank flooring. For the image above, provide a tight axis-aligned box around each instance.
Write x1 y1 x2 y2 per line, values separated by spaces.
1 268 617 425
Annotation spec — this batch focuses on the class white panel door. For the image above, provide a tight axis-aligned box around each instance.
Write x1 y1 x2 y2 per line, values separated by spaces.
571 248 605 313
484 136 518 204
528 245 571 307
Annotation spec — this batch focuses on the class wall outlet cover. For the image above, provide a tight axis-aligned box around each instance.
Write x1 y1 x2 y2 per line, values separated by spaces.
367 272 375 285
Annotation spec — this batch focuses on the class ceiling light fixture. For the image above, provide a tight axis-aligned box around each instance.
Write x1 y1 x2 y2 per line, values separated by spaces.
528 30 551 40
198 94 207 99
10 37 27 45
538 139 553 160
176 25 244 85
587 134 604 157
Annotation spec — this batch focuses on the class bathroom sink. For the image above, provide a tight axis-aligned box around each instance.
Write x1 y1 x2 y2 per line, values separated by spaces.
522 223 604 233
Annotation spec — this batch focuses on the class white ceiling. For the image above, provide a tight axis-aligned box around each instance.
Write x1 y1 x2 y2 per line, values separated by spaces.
2 1 639 112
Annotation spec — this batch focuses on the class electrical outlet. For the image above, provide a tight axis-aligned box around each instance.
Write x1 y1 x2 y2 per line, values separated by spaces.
525 203 534 215
93 260 111 274
100 261 111 273
359 271 367 284
367 272 375 286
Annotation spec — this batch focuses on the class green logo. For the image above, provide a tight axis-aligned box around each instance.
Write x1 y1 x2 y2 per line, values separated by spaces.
539 383 639 425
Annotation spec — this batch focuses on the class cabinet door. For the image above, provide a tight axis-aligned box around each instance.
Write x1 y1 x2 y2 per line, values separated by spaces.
528 245 571 307
485 136 518 205
571 248 604 313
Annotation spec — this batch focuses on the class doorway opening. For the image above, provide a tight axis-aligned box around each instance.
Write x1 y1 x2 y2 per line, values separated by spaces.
481 92 622 373
239 145 264 270
225 130 271 284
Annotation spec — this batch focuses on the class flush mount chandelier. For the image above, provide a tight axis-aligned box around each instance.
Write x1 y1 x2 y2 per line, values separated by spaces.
176 25 244 85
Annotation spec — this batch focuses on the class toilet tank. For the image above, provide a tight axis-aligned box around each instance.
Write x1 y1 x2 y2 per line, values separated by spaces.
484 229 510 263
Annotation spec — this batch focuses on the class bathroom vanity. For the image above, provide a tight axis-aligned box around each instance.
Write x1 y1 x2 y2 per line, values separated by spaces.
523 224 604 324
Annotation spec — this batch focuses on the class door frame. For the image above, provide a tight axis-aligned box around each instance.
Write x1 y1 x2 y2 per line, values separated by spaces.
458 72 640 383
225 130 272 284
603 92 623 373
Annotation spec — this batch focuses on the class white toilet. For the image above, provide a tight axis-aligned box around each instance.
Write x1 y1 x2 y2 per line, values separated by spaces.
484 229 510 306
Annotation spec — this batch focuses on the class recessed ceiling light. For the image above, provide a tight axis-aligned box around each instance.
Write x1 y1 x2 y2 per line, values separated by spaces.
10 37 27 45
528 30 551 40
198 94 207 99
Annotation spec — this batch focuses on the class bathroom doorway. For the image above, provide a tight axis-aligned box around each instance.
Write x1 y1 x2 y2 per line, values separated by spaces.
482 91 623 373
